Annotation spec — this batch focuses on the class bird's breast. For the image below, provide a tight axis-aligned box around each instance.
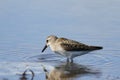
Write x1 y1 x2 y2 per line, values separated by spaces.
50 44 65 53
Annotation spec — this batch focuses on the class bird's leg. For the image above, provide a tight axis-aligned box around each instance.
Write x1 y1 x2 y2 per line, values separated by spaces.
67 58 69 62
70 58 73 63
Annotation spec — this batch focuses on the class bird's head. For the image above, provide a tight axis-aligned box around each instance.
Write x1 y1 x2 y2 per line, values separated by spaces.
42 35 58 52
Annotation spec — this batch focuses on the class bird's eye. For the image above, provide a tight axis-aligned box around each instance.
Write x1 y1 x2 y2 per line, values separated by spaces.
46 40 48 43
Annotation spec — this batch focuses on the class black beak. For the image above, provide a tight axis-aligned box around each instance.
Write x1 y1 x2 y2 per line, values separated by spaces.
42 45 48 52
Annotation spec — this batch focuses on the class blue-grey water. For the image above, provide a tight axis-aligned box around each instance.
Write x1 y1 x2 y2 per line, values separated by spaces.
0 0 120 80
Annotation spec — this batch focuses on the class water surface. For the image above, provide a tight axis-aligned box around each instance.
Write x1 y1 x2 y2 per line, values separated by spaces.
0 0 120 80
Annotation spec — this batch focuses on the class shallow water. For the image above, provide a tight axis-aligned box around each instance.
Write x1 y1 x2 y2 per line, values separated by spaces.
0 0 120 80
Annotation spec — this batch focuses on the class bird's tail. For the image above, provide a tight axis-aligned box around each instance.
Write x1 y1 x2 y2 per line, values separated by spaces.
90 46 103 50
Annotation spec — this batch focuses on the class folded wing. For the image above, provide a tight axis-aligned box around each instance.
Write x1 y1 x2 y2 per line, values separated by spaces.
59 38 103 51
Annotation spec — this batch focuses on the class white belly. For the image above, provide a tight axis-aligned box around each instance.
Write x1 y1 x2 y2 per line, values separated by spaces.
54 50 90 59
50 44 90 59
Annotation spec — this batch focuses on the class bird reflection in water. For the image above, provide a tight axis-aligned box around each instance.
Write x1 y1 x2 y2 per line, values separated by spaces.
42 62 101 80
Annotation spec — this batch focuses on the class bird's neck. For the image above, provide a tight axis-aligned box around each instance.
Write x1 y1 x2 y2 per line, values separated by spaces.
49 42 56 51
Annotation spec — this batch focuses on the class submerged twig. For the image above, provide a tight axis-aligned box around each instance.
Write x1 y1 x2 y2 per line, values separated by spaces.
20 69 35 80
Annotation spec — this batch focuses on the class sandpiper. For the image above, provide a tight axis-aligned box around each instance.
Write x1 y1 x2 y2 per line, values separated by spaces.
42 35 103 63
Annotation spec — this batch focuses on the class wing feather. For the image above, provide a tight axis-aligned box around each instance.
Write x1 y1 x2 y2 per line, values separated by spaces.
58 38 91 51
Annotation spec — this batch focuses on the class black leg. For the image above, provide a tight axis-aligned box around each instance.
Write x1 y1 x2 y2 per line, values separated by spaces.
71 58 73 63
67 58 69 62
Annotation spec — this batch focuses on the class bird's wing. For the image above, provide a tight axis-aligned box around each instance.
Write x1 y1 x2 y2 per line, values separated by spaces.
58 38 91 51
